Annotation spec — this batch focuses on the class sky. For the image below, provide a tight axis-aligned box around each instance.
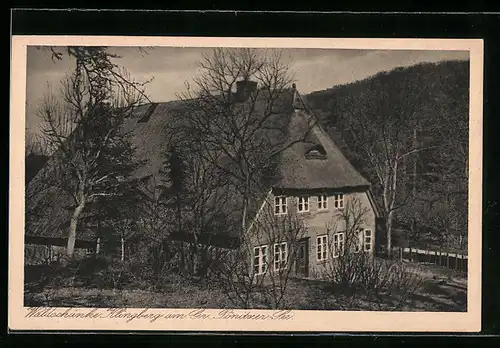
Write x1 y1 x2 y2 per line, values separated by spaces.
25 46 469 135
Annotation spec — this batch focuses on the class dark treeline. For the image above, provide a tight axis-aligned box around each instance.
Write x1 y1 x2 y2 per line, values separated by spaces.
306 60 469 254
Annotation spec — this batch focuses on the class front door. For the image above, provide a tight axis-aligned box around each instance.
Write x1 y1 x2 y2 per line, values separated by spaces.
295 238 309 278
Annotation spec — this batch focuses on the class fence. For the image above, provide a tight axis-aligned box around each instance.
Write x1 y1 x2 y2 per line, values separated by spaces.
393 247 468 272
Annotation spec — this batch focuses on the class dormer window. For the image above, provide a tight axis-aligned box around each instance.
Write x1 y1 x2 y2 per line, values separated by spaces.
305 145 327 159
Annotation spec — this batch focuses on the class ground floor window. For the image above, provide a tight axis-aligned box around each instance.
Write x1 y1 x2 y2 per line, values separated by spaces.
253 245 268 275
353 229 373 253
316 235 328 261
274 242 288 271
333 232 345 258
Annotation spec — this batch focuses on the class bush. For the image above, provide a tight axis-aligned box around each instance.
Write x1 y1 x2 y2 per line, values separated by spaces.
322 255 422 310
360 259 422 310
90 258 135 289
25 256 136 290
25 248 221 295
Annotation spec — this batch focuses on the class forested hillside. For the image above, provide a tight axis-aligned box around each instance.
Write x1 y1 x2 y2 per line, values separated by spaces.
306 60 470 253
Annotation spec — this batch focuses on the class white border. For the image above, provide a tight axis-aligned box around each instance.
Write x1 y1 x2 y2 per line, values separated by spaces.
9 36 483 332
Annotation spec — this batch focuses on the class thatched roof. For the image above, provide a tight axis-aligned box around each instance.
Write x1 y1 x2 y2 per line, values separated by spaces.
275 108 370 190
25 86 370 243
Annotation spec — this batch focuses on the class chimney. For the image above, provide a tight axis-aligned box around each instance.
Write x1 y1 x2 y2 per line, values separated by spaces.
234 79 258 102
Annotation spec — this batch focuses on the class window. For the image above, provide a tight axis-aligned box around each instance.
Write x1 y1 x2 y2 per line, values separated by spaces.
274 196 287 215
253 245 268 275
317 235 328 261
354 229 363 253
364 229 372 252
334 193 344 209
317 195 328 210
297 196 309 212
274 242 288 271
333 233 345 258
46 246 53 262
305 145 327 159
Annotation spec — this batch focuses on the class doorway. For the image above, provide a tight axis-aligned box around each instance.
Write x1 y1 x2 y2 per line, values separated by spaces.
295 238 309 278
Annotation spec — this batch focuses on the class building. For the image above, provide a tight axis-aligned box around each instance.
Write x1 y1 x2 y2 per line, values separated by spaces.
25 80 380 277
218 80 381 279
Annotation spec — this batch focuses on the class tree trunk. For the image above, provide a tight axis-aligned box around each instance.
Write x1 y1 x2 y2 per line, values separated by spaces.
386 210 394 258
121 236 125 262
175 193 186 275
66 201 86 259
241 172 250 235
96 237 101 254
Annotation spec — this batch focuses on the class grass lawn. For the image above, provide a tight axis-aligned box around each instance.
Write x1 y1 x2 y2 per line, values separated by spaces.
25 261 466 312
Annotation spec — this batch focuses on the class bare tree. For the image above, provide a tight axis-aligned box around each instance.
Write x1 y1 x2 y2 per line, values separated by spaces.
320 196 421 310
164 143 233 277
392 73 468 253
334 75 439 257
130 175 179 288
214 194 307 309
25 130 47 158
321 196 372 289
179 48 313 239
35 47 149 259
174 48 314 306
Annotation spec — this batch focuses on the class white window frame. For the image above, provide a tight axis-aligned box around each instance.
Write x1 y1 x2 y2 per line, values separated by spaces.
253 245 268 275
274 196 287 215
46 245 53 262
273 242 288 271
333 232 345 258
297 196 310 213
364 229 372 252
316 235 328 261
334 193 344 209
317 195 328 210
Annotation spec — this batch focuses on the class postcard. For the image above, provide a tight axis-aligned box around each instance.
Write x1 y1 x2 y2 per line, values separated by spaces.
9 36 483 332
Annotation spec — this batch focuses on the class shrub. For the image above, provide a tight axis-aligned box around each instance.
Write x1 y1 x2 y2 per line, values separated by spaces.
91 258 135 289
322 255 422 311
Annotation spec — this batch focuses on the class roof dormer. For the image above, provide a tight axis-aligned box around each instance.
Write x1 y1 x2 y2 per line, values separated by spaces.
305 144 327 160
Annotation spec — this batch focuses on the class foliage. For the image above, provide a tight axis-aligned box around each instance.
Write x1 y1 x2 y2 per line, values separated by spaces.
212 203 308 309
31 47 150 258
168 48 315 305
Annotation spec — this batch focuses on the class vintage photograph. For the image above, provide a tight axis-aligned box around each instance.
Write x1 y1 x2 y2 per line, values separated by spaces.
21 43 472 314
